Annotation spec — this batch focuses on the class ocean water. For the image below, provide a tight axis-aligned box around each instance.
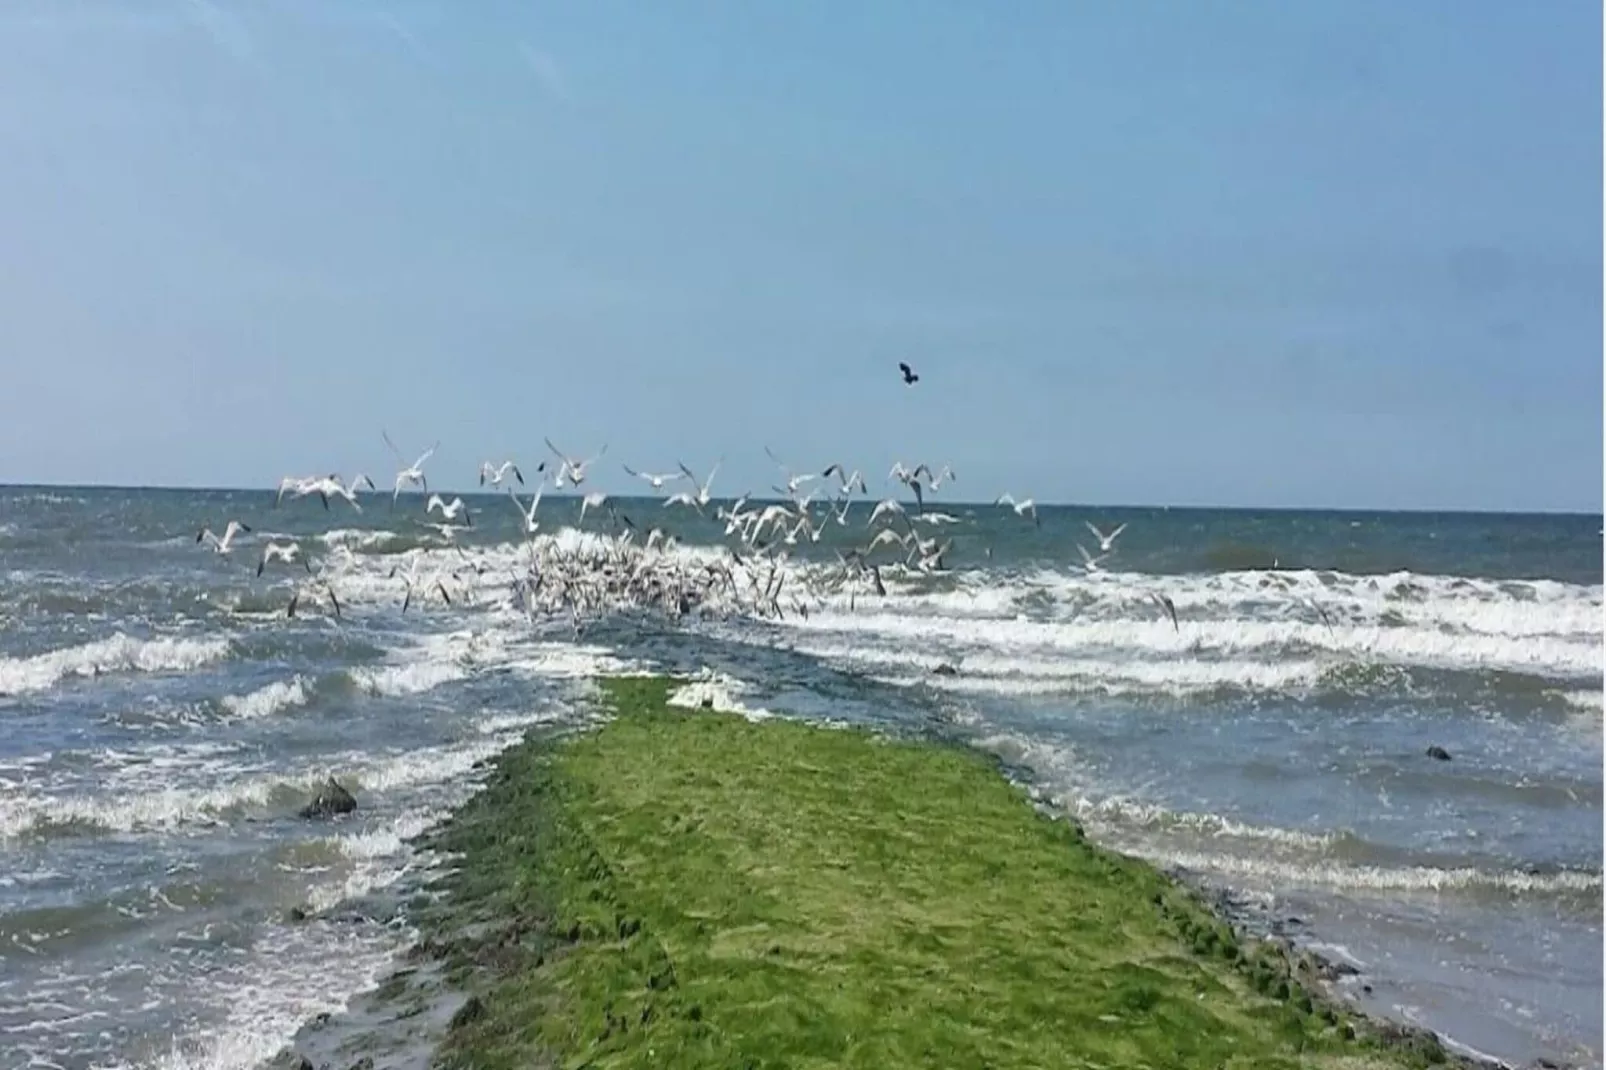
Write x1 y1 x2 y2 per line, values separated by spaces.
0 484 1600 1069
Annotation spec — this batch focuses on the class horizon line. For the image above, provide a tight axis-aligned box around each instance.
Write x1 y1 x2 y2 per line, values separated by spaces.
0 481 1599 519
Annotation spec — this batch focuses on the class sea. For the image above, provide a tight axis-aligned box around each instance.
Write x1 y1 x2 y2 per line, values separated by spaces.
0 484 1600 1069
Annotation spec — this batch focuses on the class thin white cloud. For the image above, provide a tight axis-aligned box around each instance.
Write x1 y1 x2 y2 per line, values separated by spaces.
516 42 569 101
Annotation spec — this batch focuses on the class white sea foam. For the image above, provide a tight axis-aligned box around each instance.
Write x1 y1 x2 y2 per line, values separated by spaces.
217 676 311 721
316 527 411 552
346 660 467 697
133 909 401 1070
1154 848 1603 899
786 607 1601 679
779 637 1331 698
0 634 232 697
1070 795 1339 851
1559 688 1604 712
667 669 777 722
0 734 522 840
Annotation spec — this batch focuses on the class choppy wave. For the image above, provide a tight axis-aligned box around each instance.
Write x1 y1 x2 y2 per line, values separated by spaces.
0 634 233 697
217 676 312 721
1157 848 1602 903
0 736 516 841
346 661 468 698
1 503 1599 1070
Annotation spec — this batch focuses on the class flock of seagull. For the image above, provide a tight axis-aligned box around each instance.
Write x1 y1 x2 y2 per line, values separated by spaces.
193 427 1179 632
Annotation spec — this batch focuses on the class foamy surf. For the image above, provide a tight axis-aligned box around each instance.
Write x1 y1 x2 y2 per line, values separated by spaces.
782 606 1602 681
1153 849 1603 903
217 676 311 721
0 634 233 697
668 669 777 722
346 660 468 698
0 734 523 841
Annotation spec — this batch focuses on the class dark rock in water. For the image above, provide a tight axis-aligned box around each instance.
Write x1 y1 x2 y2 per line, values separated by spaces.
700 697 713 709
1425 745 1452 761
299 776 357 819
932 663 959 677
265 1052 313 1070
1375 1021 1448 1064
449 994 486 1032
285 905 310 924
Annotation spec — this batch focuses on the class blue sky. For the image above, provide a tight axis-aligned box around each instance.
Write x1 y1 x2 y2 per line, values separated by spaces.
0 1 1599 512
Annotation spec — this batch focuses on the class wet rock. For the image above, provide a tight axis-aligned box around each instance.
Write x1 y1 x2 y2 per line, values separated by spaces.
449 994 486 1032
266 1052 313 1070
285 905 310 924
932 663 959 677
1426 745 1452 762
299 777 357 819
1376 1021 1448 1064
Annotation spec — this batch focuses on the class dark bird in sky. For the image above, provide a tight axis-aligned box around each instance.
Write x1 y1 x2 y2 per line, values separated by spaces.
898 361 919 385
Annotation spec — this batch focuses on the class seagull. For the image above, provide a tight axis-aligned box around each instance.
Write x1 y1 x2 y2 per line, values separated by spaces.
274 476 319 507
287 580 341 621
1149 591 1179 632
865 527 912 554
888 462 928 509
509 485 543 534
995 493 1039 527
1304 597 1337 636
749 504 795 544
911 511 962 526
401 578 451 613
197 521 251 554
898 361 919 385
623 465 686 491
257 540 311 577
479 460 524 487
676 460 721 508
545 438 606 487
1076 543 1108 573
426 494 473 526
383 431 437 505
1085 521 1128 552
578 491 608 527
867 498 906 527
390 553 452 613
765 447 819 497
297 474 373 512
663 488 705 515
822 464 868 496
925 464 957 491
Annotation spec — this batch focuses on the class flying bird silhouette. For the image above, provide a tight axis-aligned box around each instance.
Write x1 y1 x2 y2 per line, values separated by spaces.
898 361 919 386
